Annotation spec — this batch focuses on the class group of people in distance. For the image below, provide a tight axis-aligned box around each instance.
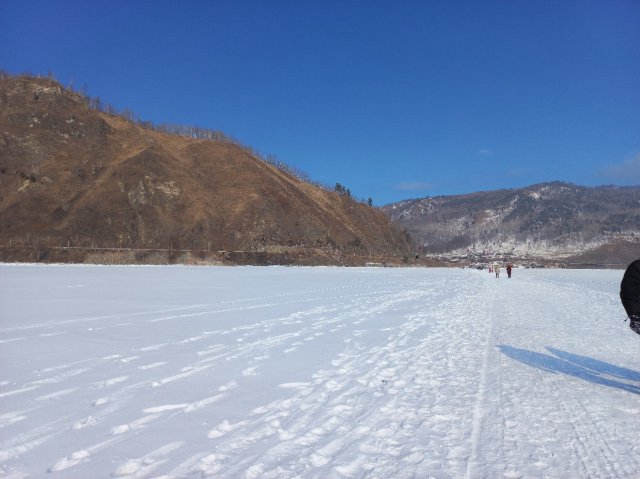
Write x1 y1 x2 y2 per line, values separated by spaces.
488 263 513 278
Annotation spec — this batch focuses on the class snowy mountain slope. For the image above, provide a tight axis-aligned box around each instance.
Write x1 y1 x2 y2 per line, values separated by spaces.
0 265 638 478
382 182 640 266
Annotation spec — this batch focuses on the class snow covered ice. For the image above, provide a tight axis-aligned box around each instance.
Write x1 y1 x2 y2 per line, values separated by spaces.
1 264 639 478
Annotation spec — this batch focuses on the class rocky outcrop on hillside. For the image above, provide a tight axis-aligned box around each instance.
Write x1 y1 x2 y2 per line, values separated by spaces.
383 182 640 267
0 74 413 265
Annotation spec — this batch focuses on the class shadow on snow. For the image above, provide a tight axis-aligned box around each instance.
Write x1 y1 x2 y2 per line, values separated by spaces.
498 345 640 395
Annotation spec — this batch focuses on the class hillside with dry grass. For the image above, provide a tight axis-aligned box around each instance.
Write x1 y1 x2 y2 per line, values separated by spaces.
0 74 413 265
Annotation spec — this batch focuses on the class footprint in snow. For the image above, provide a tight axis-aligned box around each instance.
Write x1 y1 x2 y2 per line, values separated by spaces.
218 380 237 392
49 450 91 472
112 442 184 477
138 361 166 370
92 376 128 388
207 419 249 439
72 416 97 430
111 413 161 435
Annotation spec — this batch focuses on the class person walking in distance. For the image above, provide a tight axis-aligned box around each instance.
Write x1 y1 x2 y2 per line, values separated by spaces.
506 263 512 279
620 259 640 335
494 264 500 278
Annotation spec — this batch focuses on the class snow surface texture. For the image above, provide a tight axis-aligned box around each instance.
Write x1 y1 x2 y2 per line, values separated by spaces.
1 264 638 478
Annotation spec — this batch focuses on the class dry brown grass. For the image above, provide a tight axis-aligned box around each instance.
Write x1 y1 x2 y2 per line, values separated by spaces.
0 75 414 264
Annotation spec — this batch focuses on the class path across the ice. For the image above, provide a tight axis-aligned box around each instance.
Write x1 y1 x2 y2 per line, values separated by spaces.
1 265 638 478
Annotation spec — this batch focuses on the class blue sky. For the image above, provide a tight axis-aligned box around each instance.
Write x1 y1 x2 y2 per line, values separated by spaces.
2 1 639 204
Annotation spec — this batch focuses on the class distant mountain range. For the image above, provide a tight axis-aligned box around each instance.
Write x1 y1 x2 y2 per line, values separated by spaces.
382 182 640 267
0 74 412 265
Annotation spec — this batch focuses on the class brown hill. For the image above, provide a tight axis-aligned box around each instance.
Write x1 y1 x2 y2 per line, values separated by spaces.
0 74 413 265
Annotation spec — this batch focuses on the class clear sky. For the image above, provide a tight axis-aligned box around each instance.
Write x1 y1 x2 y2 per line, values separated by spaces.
2 1 639 205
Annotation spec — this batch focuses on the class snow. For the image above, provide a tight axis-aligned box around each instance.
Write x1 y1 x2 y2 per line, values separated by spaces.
1 264 638 478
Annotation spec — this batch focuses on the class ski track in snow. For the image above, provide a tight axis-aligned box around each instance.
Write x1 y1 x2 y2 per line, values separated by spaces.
0 264 638 478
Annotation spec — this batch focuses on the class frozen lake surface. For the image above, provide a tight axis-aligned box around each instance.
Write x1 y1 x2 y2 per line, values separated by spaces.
1 264 638 478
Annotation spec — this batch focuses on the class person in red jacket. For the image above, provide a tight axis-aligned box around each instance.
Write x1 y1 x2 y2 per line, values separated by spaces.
620 259 640 335
506 264 512 278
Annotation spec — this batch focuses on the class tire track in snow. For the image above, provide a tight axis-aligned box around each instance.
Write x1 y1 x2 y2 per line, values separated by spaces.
466 276 502 479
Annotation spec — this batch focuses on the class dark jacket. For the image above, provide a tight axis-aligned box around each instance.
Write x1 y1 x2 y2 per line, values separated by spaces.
620 259 640 319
